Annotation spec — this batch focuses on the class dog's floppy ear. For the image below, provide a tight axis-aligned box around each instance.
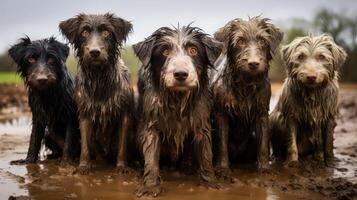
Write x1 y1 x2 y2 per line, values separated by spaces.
8 36 31 65
280 39 300 72
214 19 240 43
263 19 284 54
214 19 242 54
133 37 156 67
49 37 70 62
202 36 223 67
59 15 82 43
106 13 133 44
320 34 347 70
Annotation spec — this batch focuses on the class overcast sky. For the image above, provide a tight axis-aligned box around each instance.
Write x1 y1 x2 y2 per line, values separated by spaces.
1 0 357 52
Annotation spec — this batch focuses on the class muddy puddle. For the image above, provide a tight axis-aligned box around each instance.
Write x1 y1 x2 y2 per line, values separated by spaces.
0 89 357 199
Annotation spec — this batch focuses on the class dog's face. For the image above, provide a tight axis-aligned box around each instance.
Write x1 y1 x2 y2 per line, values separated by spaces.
215 17 283 78
134 26 222 92
8 37 69 90
282 34 347 88
59 13 132 67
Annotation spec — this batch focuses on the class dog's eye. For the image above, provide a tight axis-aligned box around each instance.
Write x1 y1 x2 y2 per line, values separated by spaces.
81 30 90 38
102 30 110 38
258 38 266 46
318 54 326 61
28 58 36 64
297 54 305 61
187 46 197 56
237 38 246 45
162 49 171 57
47 58 55 64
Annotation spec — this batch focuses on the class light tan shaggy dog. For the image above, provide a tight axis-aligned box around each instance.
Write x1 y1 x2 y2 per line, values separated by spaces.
270 34 347 166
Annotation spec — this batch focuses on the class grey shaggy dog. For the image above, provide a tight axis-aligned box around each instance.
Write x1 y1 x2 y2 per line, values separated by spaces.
133 25 222 197
59 13 134 174
211 17 283 179
270 34 347 165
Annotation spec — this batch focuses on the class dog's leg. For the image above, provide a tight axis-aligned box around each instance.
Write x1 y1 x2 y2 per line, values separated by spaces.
313 124 324 164
324 119 336 165
78 118 92 174
11 121 45 164
215 113 233 181
136 128 162 198
62 123 77 165
116 113 132 174
195 130 221 189
256 115 270 170
286 122 298 165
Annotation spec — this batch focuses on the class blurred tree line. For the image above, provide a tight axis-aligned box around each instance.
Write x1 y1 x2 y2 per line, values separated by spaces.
0 8 356 82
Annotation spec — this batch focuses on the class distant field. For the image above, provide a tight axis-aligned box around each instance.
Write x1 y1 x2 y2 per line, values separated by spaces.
0 72 22 84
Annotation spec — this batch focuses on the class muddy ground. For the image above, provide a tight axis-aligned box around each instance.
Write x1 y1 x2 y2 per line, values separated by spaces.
0 84 356 200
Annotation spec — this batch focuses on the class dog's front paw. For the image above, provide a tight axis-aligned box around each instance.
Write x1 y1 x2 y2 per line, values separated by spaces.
77 164 91 175
313 152 325 164
257 161 271 173
135 184 163 198
10 157 37 165
60 159 76 167
284 160 300 168
216 167 236 183
116 165 134 175
199 180 222 190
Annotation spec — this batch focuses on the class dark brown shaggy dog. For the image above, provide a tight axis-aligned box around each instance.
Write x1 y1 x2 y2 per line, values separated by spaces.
211 17 283 178
133 25 222 197
59 13 134 174
270 34 347 165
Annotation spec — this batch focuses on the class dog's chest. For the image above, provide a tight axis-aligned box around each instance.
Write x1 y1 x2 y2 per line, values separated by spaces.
222 89 261 121
75 84 124 123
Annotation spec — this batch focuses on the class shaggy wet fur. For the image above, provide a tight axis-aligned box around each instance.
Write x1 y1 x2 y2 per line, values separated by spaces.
133 25 222 197
59 13 134 173
211 17 283 178
270 34 347 165
8 37 80 164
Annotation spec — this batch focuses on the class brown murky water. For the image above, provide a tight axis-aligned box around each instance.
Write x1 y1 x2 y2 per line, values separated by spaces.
1 91 357 200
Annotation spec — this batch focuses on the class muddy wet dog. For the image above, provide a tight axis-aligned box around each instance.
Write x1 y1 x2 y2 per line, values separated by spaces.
8 37 80 164
211 17 283 178
59 13 134 174
270 34 347 165
133 25 222 197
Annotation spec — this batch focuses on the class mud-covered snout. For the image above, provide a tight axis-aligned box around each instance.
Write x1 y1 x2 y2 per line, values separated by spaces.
27 64 57 90
83 34 108 66
296 61 329 88
163 55 198 91
239 44 268 76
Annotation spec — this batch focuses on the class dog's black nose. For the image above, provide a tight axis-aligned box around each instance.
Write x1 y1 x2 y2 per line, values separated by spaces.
174 70 189 81
248 61 260 70
307 75 317 82
90 49 101 58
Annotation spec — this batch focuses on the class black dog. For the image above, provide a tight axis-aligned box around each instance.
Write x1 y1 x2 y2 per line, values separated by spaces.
211 17 283 178
8 37 80 164
133 25 222 197
59 13 134 174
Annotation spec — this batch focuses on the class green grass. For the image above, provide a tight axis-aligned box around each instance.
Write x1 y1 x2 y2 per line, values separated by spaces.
0 72 22 84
